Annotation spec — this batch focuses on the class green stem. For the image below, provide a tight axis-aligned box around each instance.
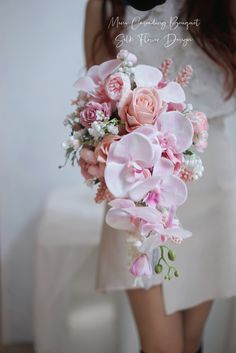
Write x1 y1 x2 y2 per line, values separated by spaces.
157 245 178 280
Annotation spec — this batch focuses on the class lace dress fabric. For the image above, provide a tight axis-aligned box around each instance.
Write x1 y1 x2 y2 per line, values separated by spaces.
95 0 236 314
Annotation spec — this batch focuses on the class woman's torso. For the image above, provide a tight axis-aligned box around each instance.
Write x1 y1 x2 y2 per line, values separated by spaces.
114 0 236 119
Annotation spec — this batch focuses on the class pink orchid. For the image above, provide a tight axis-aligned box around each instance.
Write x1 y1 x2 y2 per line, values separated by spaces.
104 131 159 199
130 254 152 277
104 126 188 207
157 111 194 153
138 221 192 256
129 155 188 208
138 206 191 255
73 59 120 101
134 111 193 172
134 64 185 104
105 198 163 235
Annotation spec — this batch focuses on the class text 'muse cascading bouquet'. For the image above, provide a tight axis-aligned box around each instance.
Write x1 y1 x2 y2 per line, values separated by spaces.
62 50 209 287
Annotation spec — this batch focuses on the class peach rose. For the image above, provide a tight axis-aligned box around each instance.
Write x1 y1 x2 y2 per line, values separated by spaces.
79 148 105 180
95 134 120 163
118 87 162 132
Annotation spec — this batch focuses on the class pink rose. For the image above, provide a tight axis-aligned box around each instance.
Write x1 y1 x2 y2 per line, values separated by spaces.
119 87 163 132
105 72 131 102
80 101 111 128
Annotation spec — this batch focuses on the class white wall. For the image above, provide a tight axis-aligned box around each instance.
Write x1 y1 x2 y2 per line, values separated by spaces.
0 0 87 342
1 0 236 346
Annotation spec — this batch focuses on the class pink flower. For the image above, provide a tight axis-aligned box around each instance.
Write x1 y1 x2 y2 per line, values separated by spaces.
130 254 152 277
79 148 104 180
162 150 183 174
105 199 191 247
188 111 209 152
105 199 163 234
73 59 121 104
104 127 188 207
73 59 120 93
167 102 186 112
104 131 157 198
80 101 111 128
128 155 188 208
134 64 186 103
105 72 131 102
132 112 193 182
119 87 163 132
156 111 194 153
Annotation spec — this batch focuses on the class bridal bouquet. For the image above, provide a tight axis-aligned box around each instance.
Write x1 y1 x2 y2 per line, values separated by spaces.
62 49 208 286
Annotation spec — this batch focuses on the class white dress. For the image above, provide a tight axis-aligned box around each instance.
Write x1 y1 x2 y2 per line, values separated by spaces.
95 0 236 314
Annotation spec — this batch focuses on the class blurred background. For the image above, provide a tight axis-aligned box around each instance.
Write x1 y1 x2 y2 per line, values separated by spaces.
1 0 236 352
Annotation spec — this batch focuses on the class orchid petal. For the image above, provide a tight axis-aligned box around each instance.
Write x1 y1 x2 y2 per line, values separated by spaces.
106 208 136 232
98 59 120 80
158 111 194 152
105 162 130 198
108 199 135 209
153 157 174 178
129 176 160 201
73 76 97 92
139 234 162 253
159 175 188 207
160 227 192 239
107 132 154 166
127 206 162 224
87 65 100 83
158 82 185 103
134 64 162 87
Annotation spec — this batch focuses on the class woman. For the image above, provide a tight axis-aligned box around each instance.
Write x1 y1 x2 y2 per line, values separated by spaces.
84 1 236 353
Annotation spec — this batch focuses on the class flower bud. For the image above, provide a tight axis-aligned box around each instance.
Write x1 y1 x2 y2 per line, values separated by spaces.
155 263 163 274
168 249 176 261
174 270 180 277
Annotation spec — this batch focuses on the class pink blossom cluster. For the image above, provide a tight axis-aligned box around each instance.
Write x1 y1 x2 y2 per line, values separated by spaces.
62 50 209 284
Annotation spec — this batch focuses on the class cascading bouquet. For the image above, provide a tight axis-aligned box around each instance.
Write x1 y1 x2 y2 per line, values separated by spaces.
62 49 209 286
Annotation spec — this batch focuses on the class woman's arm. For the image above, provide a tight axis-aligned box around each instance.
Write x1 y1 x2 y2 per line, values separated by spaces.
84 0 112 68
